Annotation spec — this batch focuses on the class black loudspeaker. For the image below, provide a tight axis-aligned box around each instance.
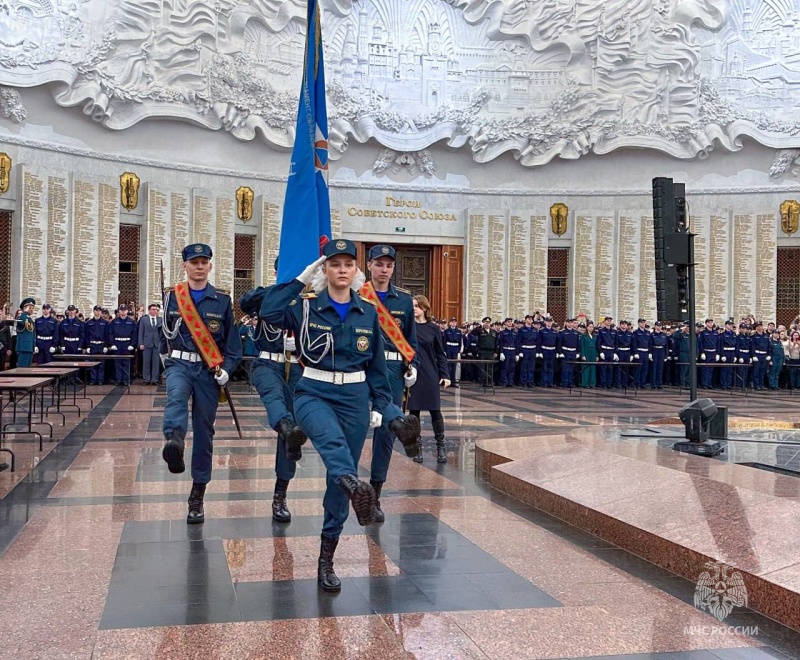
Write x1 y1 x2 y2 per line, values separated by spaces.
678 398 718 442
653 177 677 320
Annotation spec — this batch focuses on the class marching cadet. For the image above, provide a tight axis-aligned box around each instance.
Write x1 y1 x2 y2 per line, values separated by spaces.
719 319 737 391
517 314 538 388
108 304 137 386
34 303 59 364
596 316 617 389
60 305 85 356
558 318 580 387
240 260 308 523
160 243 242 524
649 322 669 389
615 320 634 388
442 317 463 386
750 321 770 391
15 298 36 367
498 317 518 387
538 315 558 387
85 305 109 385
361 245 420 507
259 240 419 593
632 318 650 389
697 318 720 389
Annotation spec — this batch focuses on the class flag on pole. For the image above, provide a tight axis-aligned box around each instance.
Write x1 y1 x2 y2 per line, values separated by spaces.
276 0 331 284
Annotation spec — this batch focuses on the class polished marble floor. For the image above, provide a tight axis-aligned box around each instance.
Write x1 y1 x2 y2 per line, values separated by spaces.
1 382 799 659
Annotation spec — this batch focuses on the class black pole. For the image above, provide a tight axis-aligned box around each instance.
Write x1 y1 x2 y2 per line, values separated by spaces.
688 232 698 402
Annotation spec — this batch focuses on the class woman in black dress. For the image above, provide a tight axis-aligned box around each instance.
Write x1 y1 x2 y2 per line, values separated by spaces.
406 295 451 464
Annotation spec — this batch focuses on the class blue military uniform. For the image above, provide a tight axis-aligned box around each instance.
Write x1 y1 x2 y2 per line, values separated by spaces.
108 308 137 385
240 284 305 522
735 326 752 388
538 320 558 387
672 327 690 388
615 323 634 387
632 322 651 389
517 321 538 388
442 322 463 384
558 322 580 387
259 240 412 551
464 327 479 382
14 298 36 367
498 321 518 387
698 322 720 388
718 322 738 390
649 324 668 389
59 307 85 356
366 245 418 486
84 307 109 384
596 321 616 389
750 327 770 391
34 308 59 365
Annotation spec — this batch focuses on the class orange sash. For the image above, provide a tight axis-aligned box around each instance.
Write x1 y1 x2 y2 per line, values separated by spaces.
174 282 224 370
358 282 416 363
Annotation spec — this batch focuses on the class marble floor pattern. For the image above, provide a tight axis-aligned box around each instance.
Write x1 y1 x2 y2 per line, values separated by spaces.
1 381 799 659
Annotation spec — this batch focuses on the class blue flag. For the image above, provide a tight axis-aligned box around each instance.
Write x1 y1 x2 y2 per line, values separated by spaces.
276 0 332 284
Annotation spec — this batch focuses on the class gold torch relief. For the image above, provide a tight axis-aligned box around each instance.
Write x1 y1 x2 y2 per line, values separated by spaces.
120 172 140 211
236 186 254 222
550 202 568 237
0 153 11 195
780 200 800 236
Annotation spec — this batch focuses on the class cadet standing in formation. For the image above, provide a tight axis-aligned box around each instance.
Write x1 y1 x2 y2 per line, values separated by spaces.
442 317 463 386
632 319 650 389
518 315 538 388
239 258 308 523
538 315 558 387
558 318 580 387
60 305 84 355
160 243 242 524
85 305 109 385
109 304 137 386
498 317 518 387
34 303 58 364
259 240 420 593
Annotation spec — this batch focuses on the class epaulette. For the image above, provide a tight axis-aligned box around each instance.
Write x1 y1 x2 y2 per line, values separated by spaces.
396 286 412 295
300 292 317 299
360 295 377 306
217 288 230 296
164 287 175 294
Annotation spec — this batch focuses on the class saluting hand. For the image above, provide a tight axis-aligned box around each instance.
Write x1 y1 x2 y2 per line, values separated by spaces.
296 256 327 285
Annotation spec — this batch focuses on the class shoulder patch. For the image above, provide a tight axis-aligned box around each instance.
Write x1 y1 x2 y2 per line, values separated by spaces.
289 299 298 306
359 295 377 306
396 286 412 295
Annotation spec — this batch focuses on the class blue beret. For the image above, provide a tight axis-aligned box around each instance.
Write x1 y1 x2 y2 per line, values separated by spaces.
368 245 396 261
323 239 357 259
182 243 213 261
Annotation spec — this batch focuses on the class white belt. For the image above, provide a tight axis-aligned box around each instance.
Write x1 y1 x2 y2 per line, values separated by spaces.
723 347 735 351
303 367 366 385
258 351 299 363
446 342 460 346
384 351 403 361
521 345 536 349
64 337 80 341
171 350 202 363
563 347 577 352
36 336 53 340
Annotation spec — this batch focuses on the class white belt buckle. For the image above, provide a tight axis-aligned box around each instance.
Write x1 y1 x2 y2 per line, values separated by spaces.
333 372 344 385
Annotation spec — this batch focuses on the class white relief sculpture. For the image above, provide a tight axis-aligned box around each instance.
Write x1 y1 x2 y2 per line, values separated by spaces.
5 0 800 168
0 85 26 122
373 147 436 176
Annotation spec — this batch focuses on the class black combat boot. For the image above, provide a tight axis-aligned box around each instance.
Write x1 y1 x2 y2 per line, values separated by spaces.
162 430 186 474
277 417 307 461
389 414 421 457
317 534 341 592
338 475 376 526
435 434 447 463
370 480 385 523
272 478 291 523
413 440 423 464
187 482 206 524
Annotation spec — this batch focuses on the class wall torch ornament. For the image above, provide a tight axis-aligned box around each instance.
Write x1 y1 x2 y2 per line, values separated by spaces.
0 153 11 195
236 186 254 222
550 203 568 237
120 172 140 211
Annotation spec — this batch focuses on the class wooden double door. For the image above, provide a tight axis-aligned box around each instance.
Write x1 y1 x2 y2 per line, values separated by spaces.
355 242 464 321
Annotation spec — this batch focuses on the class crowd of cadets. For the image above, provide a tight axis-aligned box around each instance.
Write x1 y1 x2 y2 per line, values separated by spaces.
431 313 800 392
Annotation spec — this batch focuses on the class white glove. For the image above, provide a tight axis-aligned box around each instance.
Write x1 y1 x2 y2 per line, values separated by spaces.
404 366 417 387
296 255 326 285
600 352 606 360
767 356 772 362
715 354 720 362
630 355 636 362
284 335 296 353
517 353 523 359
613 354 619 362
500 353 506 362
34 347 39 354
110 345 118 351
103 347 108 353
739 358 744 364
649 354 653 361
515 355 520 362
440 378 451 388
49 346 56 353
752 356 758 363
700 353 706 360
214 369 229 386
721 356 726 362
128 345 134 351
576 354 580 360
369 410 382 428
536 353 543 359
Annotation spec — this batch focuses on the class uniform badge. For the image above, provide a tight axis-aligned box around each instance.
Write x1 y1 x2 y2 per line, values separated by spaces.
207 319 221 333
335 240 346 250
381 246 389 254
194 244 203 253
356 336 370 352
